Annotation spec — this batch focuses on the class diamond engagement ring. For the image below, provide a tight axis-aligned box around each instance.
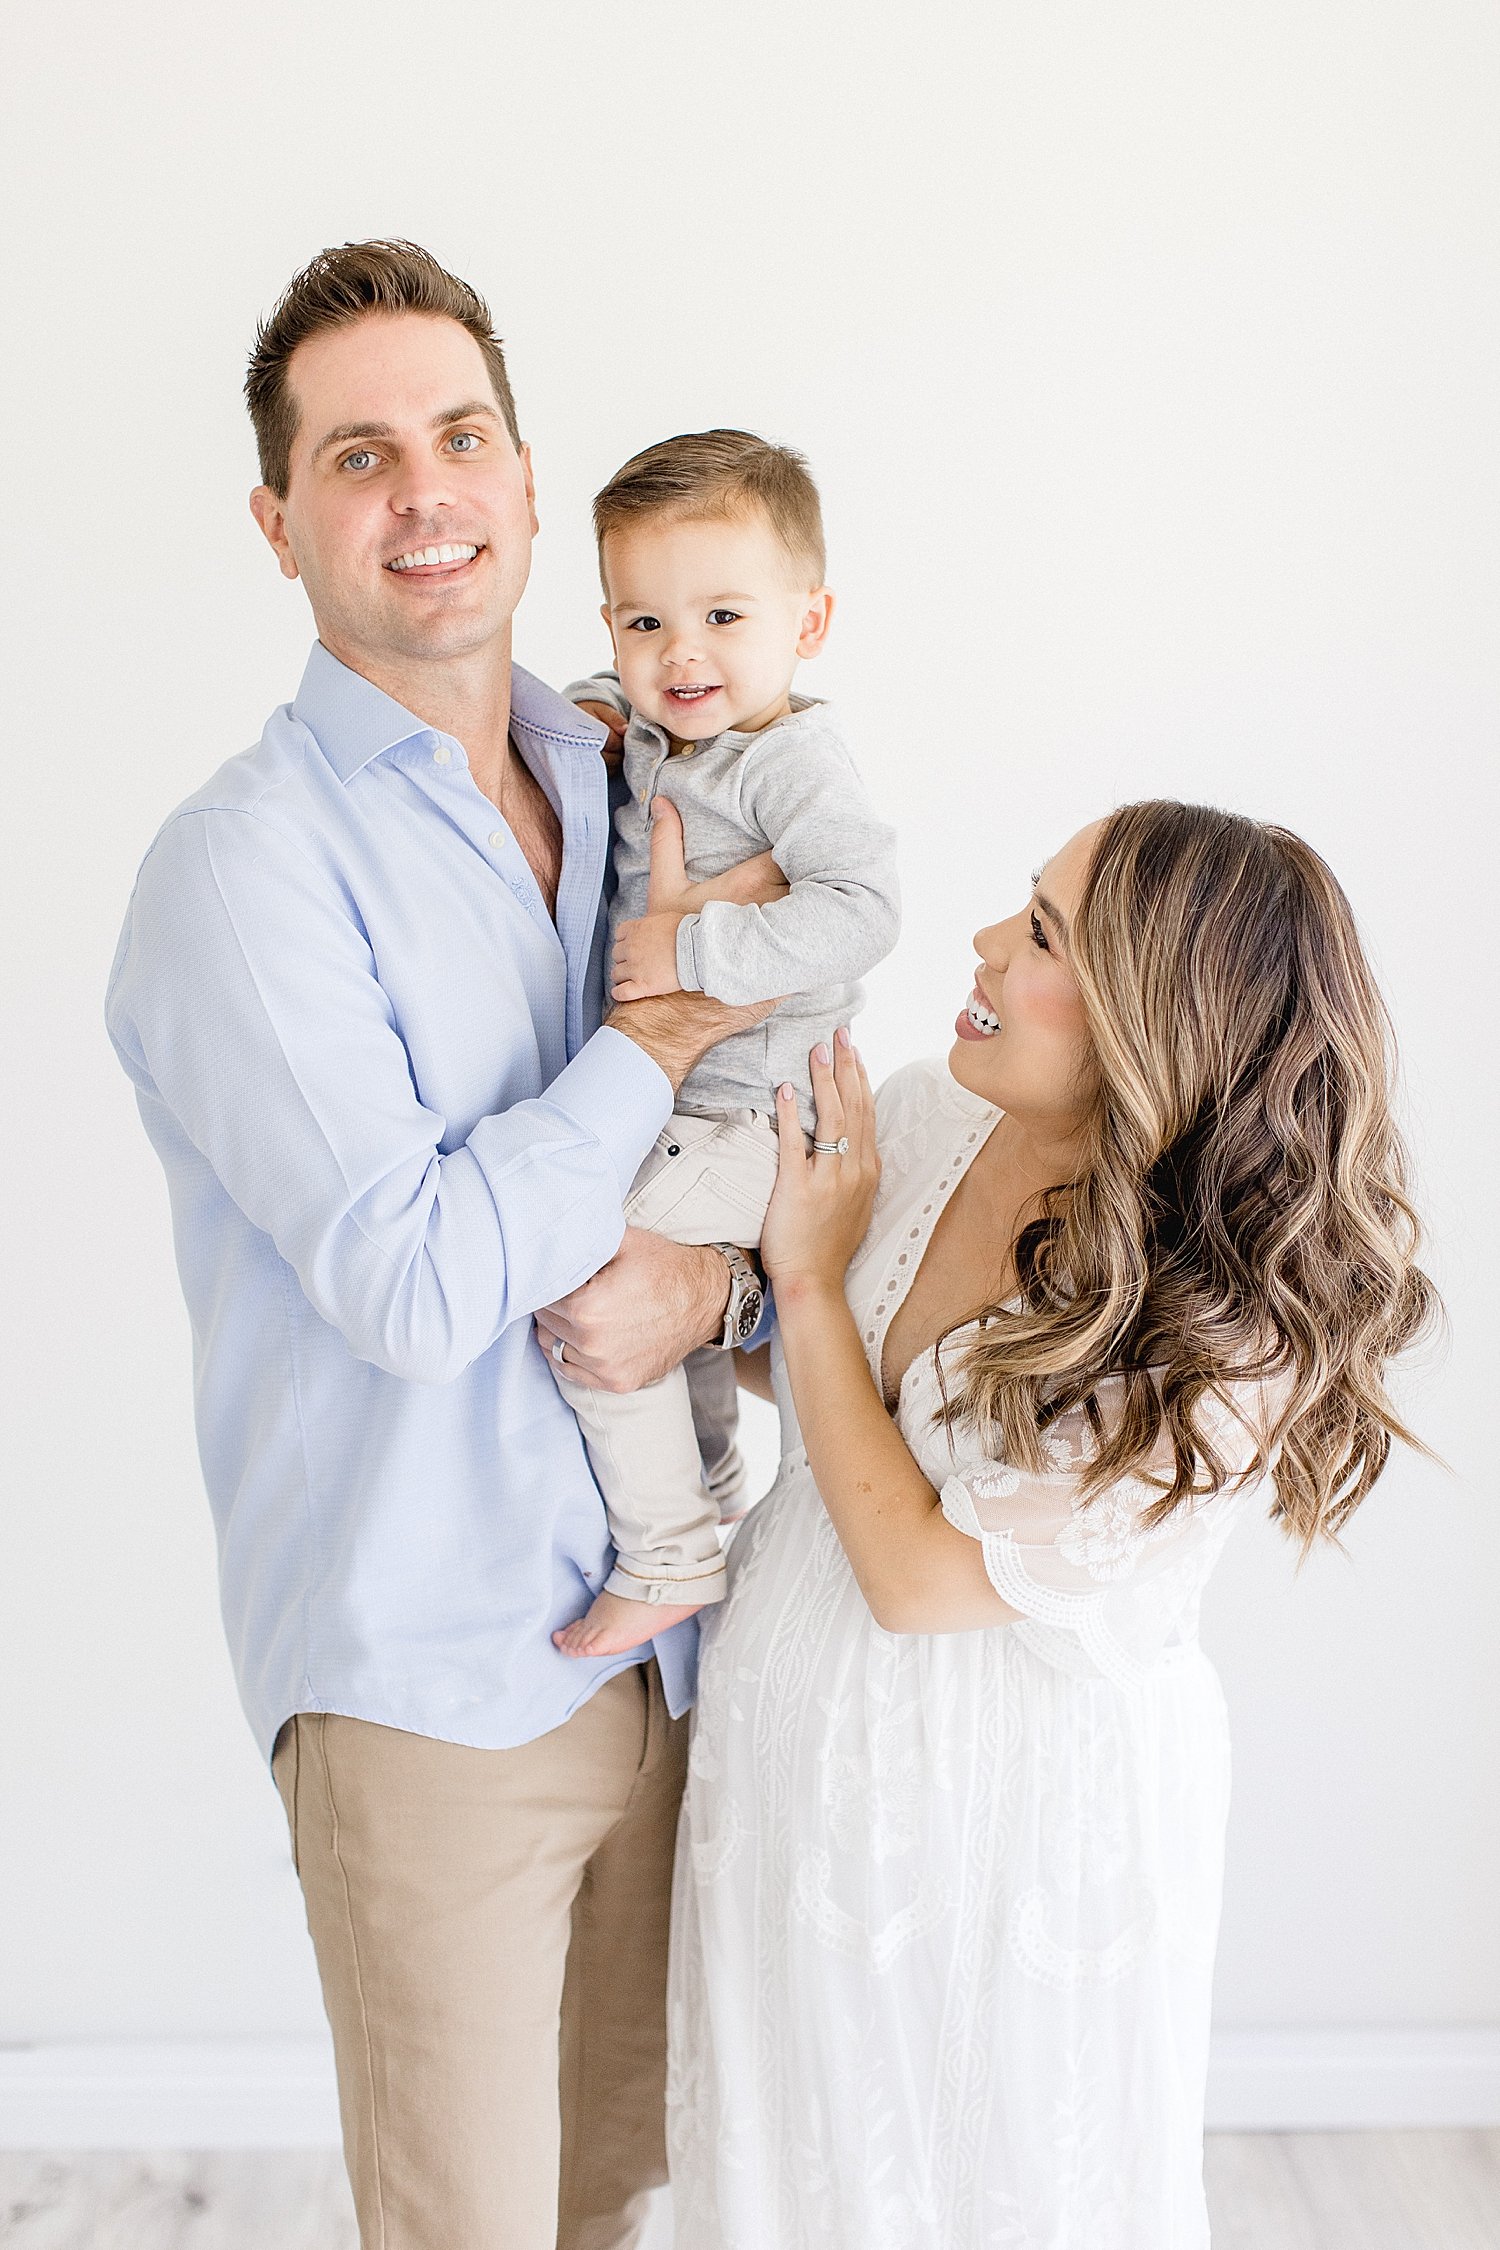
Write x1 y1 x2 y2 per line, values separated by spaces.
813 1137 850 1156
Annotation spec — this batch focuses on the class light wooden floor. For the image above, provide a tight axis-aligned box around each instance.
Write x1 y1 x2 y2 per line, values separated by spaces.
2 2135 1497 2247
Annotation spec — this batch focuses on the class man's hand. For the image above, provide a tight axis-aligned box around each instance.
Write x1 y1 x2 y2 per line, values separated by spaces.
612 909 686 1000
606 799 791 1087
636 795 789 926
537 1229 731 1392
576 698 628 773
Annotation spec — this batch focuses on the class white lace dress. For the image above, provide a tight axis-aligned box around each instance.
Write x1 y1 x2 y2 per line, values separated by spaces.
667 1059 1270 2250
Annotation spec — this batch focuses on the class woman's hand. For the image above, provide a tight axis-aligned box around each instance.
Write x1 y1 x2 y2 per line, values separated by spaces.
760 1031 880 1297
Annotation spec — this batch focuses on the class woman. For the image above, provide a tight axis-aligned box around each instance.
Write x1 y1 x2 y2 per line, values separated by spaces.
667 802 1436 2249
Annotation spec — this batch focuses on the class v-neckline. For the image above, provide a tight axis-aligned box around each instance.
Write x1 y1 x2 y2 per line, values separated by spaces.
871 1094 1005 1410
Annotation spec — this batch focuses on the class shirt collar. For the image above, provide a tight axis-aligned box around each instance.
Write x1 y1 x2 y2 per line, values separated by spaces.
292 639 611 785
508 664 614 756
625 689 824 761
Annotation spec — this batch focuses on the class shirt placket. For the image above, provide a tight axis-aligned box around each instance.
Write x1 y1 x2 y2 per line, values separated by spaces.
405 729 563 951
524 728 611 1061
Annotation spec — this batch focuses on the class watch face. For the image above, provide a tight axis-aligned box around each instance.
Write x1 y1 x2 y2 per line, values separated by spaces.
736 1295 763 1341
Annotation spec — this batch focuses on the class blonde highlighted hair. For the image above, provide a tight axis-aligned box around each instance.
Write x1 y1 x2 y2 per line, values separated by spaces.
942 801 1438 1546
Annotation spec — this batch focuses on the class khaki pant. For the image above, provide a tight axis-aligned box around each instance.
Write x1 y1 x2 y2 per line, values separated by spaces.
556 1108 781 1604
272 1662 688 2250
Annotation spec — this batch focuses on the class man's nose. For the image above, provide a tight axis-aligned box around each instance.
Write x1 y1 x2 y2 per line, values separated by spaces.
389 455 458 519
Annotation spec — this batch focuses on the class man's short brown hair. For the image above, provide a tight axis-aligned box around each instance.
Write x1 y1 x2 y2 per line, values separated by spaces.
245 239 522 497
593 429 826 583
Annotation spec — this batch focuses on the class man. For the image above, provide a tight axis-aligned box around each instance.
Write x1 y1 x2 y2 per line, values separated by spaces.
106 239 780 2250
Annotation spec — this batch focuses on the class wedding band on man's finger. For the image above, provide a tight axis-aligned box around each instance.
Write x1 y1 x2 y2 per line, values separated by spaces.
813 1137 850 1156
550 1337 568 1367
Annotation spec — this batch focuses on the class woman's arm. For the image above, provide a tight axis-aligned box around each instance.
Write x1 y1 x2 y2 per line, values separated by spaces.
763 1038 1019 1634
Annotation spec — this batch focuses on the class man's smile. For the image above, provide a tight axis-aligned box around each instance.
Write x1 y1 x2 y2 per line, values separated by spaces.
386 541 485 575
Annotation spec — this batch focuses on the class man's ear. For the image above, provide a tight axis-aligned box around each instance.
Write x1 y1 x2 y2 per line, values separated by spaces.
250 487 301 582
796 587 836 661
520 440 540 538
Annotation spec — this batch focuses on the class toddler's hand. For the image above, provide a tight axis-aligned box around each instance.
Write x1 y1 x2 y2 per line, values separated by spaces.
575 699 627 771
612 910 685 1001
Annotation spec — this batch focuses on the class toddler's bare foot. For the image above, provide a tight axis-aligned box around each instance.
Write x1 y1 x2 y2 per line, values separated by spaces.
553 1588 707 1658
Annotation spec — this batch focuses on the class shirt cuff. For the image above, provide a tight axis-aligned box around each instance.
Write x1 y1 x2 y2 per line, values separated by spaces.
674 913 705 993
545 1025 674 1201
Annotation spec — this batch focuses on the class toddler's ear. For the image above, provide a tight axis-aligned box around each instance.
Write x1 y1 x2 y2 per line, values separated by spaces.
600 601 619 657
796 587 836 661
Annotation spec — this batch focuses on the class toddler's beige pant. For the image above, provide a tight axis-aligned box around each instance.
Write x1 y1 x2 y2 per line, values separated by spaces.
272 1661 686 2250
556 1108 781 1605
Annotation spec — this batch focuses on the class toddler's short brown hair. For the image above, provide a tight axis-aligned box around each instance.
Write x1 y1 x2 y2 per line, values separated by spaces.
593 428 826 583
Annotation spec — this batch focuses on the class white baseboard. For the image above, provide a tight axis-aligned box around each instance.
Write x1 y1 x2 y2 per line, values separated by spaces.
0 2041 340 2150
1 2028 1497 2149
1206 2027 1500 2131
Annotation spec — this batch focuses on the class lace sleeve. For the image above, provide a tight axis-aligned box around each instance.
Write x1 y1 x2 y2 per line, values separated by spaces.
938 1380 1270 1688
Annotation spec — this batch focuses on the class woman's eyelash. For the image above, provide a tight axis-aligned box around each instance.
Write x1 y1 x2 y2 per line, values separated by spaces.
1030 911 1049 951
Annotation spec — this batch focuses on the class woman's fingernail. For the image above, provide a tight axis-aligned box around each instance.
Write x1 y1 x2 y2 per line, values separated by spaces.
779 1082 796 1101
814 1042 831 1066
836 1026 852 1049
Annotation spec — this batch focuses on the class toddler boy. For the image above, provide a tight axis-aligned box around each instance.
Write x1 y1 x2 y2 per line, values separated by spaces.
552 428 899 1656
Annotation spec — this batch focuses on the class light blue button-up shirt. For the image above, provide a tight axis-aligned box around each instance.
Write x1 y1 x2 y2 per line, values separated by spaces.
106 641 698 1761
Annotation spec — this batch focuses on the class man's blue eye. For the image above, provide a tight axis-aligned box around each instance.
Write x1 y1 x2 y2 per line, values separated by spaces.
708 608 740 626
343 450 375 471
449 432 480 452
626 616 661 633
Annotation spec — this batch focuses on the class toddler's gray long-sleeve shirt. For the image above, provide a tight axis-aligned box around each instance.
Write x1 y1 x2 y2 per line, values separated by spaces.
566 675 900 1129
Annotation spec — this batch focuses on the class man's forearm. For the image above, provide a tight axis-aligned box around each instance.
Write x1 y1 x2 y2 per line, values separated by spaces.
606 993 774 1092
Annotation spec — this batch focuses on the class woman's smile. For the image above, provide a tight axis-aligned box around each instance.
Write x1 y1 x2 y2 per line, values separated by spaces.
956 982 1002 1041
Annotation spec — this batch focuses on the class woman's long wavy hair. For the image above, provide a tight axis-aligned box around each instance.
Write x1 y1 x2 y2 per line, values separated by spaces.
942 800 1439 1547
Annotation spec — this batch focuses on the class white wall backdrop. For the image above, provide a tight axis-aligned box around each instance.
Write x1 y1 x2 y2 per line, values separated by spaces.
3 0 1497 2120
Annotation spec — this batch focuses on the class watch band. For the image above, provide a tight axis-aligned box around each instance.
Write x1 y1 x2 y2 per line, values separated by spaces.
713 1243 765 1350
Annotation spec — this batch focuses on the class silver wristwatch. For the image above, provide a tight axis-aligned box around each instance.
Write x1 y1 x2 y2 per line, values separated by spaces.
713 1243 765 1349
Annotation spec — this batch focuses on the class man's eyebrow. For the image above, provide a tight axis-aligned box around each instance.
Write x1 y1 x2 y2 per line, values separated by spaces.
312 419 393 463
311 401 503 465
436 399 503 427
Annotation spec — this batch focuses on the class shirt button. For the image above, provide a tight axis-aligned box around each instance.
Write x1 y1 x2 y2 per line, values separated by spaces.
432 746 451 766
489 830 505 848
